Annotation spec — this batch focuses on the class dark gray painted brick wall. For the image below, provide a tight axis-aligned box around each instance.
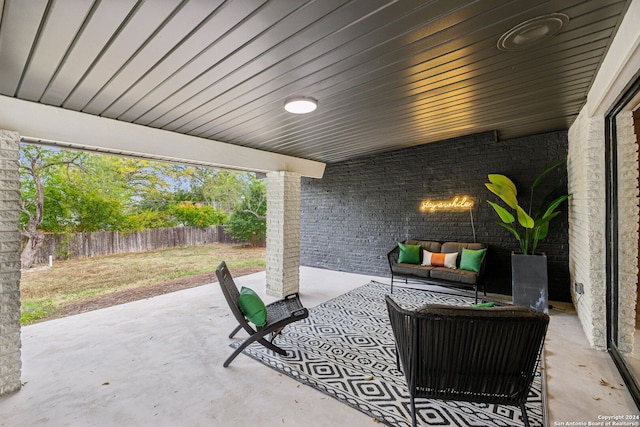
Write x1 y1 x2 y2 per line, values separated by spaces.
300 130 571 301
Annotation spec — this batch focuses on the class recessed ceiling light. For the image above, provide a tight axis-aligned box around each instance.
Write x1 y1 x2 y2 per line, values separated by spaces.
284 97 318 114
497 13 569 51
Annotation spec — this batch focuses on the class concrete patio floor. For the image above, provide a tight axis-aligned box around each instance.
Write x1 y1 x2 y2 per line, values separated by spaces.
0 267 637 426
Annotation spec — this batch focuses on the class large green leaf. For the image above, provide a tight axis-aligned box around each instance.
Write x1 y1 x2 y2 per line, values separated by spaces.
534 211 561 228
531 159 566 192
486 175 519 209
488 174 517 194
530 228 544 254
542 194 570 218
516 206 534 228
487 201 515 224
485 182 519 210
535 222 550 241
496 222 524 251
537 221 549 236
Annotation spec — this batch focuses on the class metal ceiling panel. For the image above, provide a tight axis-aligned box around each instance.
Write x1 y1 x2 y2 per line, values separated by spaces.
0 0 47 95
0 0 632 164
142 0 393 130
40 0 140 106
170 0 478 135
82 0 226 115
62 0 183 111
162 0 401 136
17 0 94 102
109 0 273 122
133 0 331 127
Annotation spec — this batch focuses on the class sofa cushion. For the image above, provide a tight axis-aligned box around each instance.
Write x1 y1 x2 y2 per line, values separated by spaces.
422 250 458 269
459 248 487 272
392 263 433 278
398 242 421 264
406 240 441 254
416 303 540 318
430 267 479 285
441 242 487 268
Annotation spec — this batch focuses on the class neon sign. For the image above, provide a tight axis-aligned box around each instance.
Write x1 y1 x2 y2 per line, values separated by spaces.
421 196 474 212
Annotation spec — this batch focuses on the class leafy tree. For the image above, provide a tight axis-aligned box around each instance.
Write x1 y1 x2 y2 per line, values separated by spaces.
172 166 245 212
19 145 83 268
117 157 176 214
64 185 127 232
122 210 176 231
19 143 266 267
225 176 266 246
169 201 226 227
34 171 76 233
35 154 162 232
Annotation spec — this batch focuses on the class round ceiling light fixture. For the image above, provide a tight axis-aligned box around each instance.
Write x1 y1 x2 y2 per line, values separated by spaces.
284 96 318 114
497 13 569 51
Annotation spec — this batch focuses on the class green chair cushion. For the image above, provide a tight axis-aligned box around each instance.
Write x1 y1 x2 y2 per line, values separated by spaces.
238 286 267 327
471 301 496 308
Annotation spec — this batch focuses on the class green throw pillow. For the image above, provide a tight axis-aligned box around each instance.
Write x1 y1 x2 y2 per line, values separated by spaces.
398 243 421 264
459 247 487 272
238 286 267 327
472 301 496 308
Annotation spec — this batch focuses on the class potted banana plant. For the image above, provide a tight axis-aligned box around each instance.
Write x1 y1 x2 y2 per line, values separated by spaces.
485 160 570 312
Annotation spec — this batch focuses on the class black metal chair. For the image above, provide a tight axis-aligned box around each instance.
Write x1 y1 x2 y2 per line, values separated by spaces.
385 296 549 427
216 261 309 367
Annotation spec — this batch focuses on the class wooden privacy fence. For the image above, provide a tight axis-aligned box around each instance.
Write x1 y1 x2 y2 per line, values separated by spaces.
30 226 245 264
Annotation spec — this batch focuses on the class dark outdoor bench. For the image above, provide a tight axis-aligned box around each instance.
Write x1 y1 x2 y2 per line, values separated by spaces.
387 240 488 303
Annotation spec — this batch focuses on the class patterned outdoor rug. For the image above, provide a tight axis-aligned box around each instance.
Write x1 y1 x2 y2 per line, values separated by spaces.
231 281 545 427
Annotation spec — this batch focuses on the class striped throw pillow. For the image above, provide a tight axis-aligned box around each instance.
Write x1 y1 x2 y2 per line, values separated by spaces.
421 250 458 269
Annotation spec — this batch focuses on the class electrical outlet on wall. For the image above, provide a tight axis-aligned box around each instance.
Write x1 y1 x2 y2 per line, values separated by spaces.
574 282 584 295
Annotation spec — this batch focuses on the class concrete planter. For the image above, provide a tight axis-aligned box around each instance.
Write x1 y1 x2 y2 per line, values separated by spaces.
511 252 548 313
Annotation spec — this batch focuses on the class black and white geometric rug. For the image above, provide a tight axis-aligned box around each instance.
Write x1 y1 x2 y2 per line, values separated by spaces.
231 281 545 427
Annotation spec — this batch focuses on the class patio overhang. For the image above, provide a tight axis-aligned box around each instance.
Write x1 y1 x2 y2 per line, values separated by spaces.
0 95 325 178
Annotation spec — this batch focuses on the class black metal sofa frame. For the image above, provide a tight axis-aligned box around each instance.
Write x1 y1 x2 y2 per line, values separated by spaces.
386 295 549 427
387 240 488 303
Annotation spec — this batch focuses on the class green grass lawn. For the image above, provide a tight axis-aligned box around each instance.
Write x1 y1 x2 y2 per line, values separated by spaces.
20 243 265 325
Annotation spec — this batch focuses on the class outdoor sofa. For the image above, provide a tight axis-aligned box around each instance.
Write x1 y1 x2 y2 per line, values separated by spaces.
387 240 488 303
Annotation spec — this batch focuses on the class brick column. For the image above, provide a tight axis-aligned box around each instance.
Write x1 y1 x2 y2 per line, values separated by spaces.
266 171 300 297
0 130 22 396
568 110 607 349
615 111 639 353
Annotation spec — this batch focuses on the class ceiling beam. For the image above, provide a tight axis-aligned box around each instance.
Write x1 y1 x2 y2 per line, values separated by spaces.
587 0 640 116
0 96 325 178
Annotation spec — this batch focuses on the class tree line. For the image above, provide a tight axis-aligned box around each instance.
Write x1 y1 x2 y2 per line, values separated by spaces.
19 144 266 268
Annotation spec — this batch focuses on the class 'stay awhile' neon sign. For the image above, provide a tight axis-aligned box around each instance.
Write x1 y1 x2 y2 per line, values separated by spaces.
421 196 474 212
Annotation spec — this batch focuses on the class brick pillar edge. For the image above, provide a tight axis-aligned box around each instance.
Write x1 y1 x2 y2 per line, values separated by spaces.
0 130 22 396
